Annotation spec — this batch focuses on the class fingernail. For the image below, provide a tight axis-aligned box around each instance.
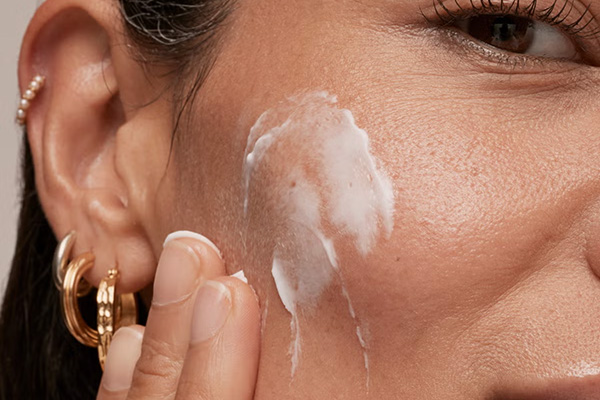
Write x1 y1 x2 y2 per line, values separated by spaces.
232 269 248 283
164 231 222 259
152 240 201 306
102 327 143 392
231 270 259 304
191 281 231 344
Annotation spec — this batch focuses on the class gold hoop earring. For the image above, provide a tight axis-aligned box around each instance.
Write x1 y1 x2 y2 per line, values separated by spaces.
96 269 138 367
56 232 138 369
61 251 99 347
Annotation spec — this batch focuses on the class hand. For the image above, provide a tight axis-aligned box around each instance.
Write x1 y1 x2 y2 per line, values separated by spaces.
97 232 261 400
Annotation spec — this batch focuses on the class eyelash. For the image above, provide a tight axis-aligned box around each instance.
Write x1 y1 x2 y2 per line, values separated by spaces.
421 0 600 66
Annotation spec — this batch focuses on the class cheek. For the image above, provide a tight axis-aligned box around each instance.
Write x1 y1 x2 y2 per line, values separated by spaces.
243 92 394 278
243 91 394 260
241 91 395 378
348 93 599 374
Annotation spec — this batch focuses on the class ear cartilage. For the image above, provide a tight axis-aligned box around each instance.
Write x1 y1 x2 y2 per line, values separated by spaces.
16 75 46 126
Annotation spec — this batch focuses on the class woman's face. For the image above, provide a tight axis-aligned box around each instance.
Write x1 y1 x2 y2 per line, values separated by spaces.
146 0 600 398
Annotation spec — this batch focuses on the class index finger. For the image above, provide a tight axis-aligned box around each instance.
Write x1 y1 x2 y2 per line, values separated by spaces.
126 231 225 400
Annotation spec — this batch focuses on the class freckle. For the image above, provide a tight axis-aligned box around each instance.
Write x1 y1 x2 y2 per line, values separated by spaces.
290 181 297 188
395 256 401 262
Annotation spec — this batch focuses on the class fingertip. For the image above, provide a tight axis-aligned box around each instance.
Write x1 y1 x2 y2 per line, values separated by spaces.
212 277 261 397
123 324 145 338
190 281 233 344
161 231 226 280
180 278 261 399
217 276 261 323
190 276 260 346
164 231 223 260
232 269 248 283
101 325 144 393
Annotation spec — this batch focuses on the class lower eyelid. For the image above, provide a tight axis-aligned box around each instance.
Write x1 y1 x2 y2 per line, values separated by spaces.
437 16 578 64
417 26 600 94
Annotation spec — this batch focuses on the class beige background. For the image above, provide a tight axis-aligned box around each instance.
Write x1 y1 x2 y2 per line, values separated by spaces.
0 2 37 298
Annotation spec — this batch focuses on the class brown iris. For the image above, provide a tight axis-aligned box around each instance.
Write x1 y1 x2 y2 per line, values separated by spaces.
466 15 535 53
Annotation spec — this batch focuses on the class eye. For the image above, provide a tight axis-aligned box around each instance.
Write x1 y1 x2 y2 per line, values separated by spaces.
455 14 579 59
421 0 600 68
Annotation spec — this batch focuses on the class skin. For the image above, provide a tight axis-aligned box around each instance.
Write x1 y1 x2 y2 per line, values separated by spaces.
18 0 600 398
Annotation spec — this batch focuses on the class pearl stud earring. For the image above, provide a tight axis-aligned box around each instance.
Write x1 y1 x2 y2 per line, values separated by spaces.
16 75 46 126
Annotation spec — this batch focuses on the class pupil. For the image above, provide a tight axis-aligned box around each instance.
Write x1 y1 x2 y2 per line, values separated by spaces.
466 15 534 54
493 17 517 42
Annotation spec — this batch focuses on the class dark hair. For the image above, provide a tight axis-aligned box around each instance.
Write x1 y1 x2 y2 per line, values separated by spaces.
0 1 232 398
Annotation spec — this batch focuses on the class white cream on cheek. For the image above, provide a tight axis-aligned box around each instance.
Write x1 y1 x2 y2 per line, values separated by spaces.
243 92 394 386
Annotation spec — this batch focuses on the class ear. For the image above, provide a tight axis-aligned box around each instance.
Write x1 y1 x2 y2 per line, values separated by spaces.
18 0 174 293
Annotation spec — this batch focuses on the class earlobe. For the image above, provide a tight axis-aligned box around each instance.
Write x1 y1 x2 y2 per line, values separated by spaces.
18 0 159 293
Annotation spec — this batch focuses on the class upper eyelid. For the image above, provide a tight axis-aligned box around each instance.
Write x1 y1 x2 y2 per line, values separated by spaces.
422 0 600 32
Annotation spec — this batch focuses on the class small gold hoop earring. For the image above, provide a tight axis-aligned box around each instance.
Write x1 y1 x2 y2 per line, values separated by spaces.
96 269 138 367
56 232 138 369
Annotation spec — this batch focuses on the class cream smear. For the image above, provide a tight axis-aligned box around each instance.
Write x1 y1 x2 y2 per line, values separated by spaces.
242 92 394 386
